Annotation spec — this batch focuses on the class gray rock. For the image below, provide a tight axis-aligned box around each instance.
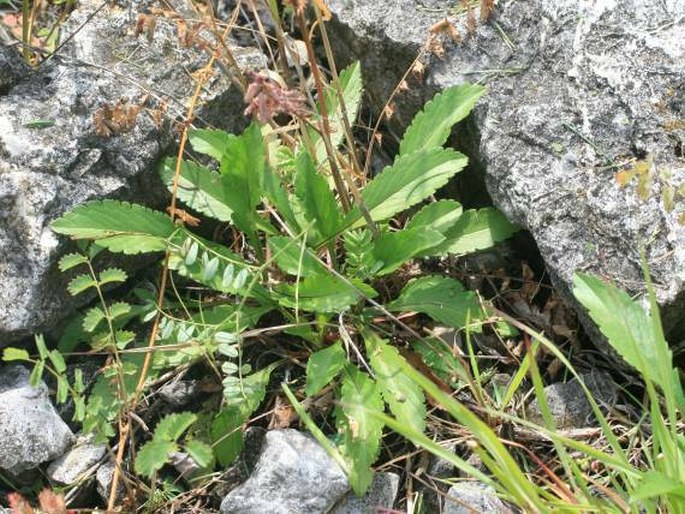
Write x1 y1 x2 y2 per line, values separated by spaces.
0 0 266 343
526 371 618 429
158 379 201 407
0 364 74 474
47 432 106 485
444 482 512 514
0 46 29 93
330 472 400 514
220 429 350 514
328 0 685 352
95 458 124 505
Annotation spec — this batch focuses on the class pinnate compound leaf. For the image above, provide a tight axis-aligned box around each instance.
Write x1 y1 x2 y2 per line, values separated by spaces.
338 367 384 495
160 158 235 223
189 129 235 161
387 276 482 330
51 200 176 254
154 412 197 442
346 148 467 227
99 268 127 285
293 151 343 245
372 228 444 276
305 341 347 396
68 274 97 296
434 208 518 256
135 440 177 478
58 253 88 272
276 275 377 313
399 83 486 157
364 331 426 434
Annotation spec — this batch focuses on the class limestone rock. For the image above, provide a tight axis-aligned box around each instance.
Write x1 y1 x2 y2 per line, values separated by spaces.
0 0 265 343
0 364 74 474
331 472 400 514
220 429 350 514
47 432 106 485
327 0 685 352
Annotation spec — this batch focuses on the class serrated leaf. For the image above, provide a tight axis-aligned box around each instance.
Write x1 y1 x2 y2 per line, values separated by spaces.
56 376 69 404
115 330 135 349
160 158 235 222
99 268 127 285
387 276 482 330
399 83 486 157
372 228 444 276
268 236 326 277
305 341 347 396
184 439 214 468
51 200 176 254
293 150 343 245
364 331 426 434
276 275 377 313
58 253 88 272
68 274 97 296
83 307 105 332
135 440 177 478
189 129 235 161
346 148 467 228
154 412 197 442
434 207 518 256
48 350 67 374
109 302 132 320
338 367 384 495
309 61 362 165
2 347 30 361
406 200 463 235
29 360 44 388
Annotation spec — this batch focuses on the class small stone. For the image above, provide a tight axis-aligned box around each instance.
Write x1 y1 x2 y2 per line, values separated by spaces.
95 459 125 505
526 371 617 429
0 364 74 474
220 429 349 514
158 380 200 407
47 433 106 485
444 482 512 514
330 472 400 514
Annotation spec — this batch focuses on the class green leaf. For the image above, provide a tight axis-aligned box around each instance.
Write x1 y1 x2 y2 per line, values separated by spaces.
412 339 463 387
276 275 377 313
2 348 30 361
98 267 127 285
29 360 44 388
35 335 49 360
48 350 67 374
68 274 97 296
135 440 177 478
364 330 426 434
345 148 467 228
160 158 235 222
293 151 343 245
305 341 347 396
632 470 685 500
184 439 214 469
372 228 444 276
109 302 132 321
218 123 270 235
573 273 673 392
387 276 482 330
309 61 362 165
406 199 463 236
153 412 197 442
399 83 486 157
58 253 88 272
83 307 105 332
338 367 384 495
51 200 176 254
211 406 244 467
56 376 69 404
115 330 135 349
433 208 518 256
268 236 326 277
189 129 235 161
